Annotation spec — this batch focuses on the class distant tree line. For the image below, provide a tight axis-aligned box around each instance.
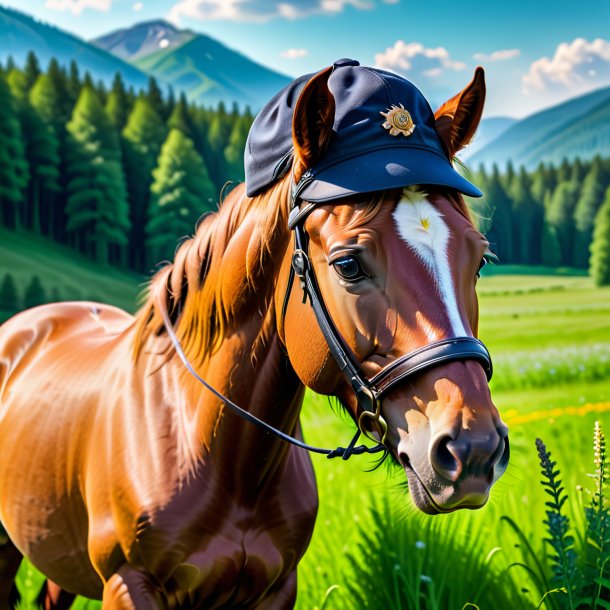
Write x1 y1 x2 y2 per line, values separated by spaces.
469 157 610 286
0 51 253 271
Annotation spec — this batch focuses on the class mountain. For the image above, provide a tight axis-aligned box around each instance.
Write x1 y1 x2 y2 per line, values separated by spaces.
459 117 517 162
95 20 292 110
470 85 610 169
91 20 195 62
0 6 151 90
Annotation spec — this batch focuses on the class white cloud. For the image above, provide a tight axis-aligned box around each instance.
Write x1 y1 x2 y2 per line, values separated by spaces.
523 38 610 94
473 48 521 62
167 0 376 24
374 41 467 79
133 1 144 10
45 0 111 14
280 48 309 59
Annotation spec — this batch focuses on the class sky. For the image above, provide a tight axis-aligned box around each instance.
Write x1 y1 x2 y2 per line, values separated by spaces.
5 0 610 118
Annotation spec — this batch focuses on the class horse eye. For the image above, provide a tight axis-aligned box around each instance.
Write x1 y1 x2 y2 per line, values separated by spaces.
332 255 367 282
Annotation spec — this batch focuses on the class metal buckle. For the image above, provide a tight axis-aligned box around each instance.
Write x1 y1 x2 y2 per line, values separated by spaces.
355 386 387 445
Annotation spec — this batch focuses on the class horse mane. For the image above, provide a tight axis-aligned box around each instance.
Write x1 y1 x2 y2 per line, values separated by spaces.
133 176 292 366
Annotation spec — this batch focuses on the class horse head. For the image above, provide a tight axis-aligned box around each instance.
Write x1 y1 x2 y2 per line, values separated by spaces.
276 61 509 514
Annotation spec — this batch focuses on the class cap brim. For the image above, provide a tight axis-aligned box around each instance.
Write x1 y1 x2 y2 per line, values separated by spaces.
300 147 483 202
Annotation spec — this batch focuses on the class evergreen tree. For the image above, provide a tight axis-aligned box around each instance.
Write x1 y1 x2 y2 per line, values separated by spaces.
0 75 29 228
167 93 193 137
147 76 165 119
65 86 130 265
224 112 251 182
105 73 128 129
0 273 19 312
122 95 167 270
30 73 66 239
47 58 71 125
510 167 540 264
590 186 610 286
481 165 513 262
9 69 60 234
24 51 41 89
547 180 579 265
573 157 608 268
541 220 562 267
207 102 231 189
24 275 46 309
468 166 493 234
146 128 216 266
67 60 81 100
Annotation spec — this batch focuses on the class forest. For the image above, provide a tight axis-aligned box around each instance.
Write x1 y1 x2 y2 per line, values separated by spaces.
1 51 610 299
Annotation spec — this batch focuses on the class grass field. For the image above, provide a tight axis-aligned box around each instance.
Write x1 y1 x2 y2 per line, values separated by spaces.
294 269 610 609
2 233 609 609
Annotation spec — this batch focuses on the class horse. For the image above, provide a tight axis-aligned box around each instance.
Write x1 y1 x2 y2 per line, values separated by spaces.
0 62 509 609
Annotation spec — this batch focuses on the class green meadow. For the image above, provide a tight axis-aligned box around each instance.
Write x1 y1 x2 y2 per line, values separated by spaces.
295 268 610 609
3 243 610 609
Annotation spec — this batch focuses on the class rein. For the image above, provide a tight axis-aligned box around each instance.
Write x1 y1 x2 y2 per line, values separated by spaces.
160 187 494 462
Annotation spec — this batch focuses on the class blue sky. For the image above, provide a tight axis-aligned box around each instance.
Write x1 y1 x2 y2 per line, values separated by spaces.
5 0 610 117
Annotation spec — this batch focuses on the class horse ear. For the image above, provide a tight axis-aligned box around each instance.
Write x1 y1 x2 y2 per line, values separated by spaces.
292 66 336 183
434 67 486 159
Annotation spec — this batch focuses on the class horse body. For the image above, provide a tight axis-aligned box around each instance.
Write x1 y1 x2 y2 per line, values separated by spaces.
0 63 510 608
0 225 318 608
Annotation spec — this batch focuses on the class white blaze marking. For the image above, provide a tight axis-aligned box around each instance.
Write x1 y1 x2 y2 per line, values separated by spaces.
392 189 467 336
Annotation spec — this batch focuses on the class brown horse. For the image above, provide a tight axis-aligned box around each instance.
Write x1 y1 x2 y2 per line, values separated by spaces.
0 64 508 609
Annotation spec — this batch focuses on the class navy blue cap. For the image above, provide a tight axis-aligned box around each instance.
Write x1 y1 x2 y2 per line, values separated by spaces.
244 59 482 201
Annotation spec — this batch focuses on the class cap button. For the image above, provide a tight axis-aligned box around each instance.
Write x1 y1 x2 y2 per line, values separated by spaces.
333 58 360 68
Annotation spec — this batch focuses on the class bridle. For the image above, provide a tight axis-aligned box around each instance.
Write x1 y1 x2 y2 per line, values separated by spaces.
162 184 493 461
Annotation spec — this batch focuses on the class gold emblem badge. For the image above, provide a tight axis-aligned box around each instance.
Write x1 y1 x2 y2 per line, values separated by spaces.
380 104 416 137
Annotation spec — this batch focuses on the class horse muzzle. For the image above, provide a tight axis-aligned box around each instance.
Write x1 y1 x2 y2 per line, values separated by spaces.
396 424 510 514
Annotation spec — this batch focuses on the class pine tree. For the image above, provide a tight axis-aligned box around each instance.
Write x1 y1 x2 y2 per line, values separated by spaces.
207 102 232 190
105 73 129 130
167 93 194 137
67 60 81 100
482 165 513 262
24 51 41 89
547 180 579 266
146 128 216 266
224 113 251 182
0 75 29 228
590 186 610 286
468 166 493 234
573 158 607 268
9 69 60 234
122 95 167 270
46 58 71 125
147 76 165 119
0 273 19 312
24 275 46 309
510 167 540 264
65 86 130 265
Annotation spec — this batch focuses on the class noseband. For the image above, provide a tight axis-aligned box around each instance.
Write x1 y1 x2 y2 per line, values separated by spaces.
162 192 493 461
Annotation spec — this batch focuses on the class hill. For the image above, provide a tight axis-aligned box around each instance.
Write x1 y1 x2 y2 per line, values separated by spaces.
0 6 152 90
96 20 292 110
470 84 610 169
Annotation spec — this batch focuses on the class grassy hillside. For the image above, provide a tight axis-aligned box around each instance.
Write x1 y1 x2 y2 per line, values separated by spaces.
0 228 144 322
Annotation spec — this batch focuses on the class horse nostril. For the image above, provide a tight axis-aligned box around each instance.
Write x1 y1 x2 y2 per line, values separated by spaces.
398 451 411 468
493 435 510 480
430 435 463 482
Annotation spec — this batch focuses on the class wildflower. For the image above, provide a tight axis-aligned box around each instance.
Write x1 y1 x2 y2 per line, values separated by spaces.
415 540 425 549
